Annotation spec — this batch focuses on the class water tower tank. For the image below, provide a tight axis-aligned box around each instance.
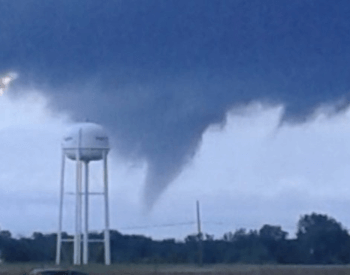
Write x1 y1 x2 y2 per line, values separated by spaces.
62 122 110 161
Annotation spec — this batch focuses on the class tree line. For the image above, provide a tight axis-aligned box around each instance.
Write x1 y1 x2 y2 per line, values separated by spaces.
0 213 350 265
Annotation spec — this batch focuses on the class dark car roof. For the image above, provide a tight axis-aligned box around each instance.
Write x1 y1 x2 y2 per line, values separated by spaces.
29 268 88 275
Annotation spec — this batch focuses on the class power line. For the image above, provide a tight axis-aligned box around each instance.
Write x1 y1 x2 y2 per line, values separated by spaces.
117 220 296 231
119 221 196 230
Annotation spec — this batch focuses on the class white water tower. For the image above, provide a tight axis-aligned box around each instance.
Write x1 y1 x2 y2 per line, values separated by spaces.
56 122 111 265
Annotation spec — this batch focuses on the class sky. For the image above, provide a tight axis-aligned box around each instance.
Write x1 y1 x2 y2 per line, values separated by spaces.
1 91 350 241
1 0 350 240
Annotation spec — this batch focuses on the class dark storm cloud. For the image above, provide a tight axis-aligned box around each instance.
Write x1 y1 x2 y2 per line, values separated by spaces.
1 0 350 208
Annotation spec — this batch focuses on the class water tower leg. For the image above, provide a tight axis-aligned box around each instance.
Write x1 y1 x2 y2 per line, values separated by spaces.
103 150 111 265
83 161 89 265
74 150 82 265
56 150 65 265
78 160 83 265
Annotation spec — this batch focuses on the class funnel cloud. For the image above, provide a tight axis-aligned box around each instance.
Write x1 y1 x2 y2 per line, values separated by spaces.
1 0 350 209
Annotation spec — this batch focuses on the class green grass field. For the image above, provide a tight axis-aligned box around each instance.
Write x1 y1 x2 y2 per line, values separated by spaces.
3 264 350 275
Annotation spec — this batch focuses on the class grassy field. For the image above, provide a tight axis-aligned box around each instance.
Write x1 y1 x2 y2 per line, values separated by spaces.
3 264 350 275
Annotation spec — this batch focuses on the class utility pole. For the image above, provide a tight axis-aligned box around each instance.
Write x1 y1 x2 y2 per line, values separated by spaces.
196 200 203 266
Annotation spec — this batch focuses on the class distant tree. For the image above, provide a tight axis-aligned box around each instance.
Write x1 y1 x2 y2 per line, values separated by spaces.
184 234 200 263
1 212 350 265
222 229 270 263
32 232 44 240
297 213 350 264
0 231 11 239
259 225 288 241
259 224 288 263
223 231 234 242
